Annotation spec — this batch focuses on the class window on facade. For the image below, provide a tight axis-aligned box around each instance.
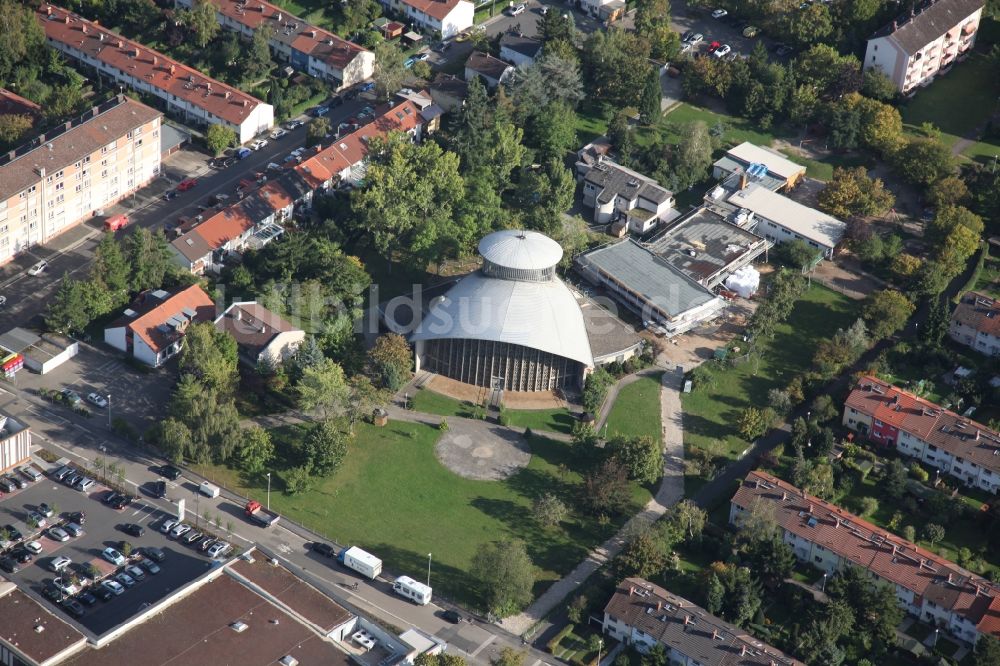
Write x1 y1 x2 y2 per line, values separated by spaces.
55 182 63 191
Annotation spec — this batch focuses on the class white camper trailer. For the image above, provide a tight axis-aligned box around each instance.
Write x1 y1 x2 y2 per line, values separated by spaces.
392 575 433 605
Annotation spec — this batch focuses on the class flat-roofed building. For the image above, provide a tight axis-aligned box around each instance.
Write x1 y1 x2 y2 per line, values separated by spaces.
580 159 675 234
712 141 807 191
643 207 770 288
39 4 273 143
722 183 845 258
0 582 87 666
731 470 1000 646
575 239 725 337
0 412 30 474
603 577 803 665
174 0 373 90
377 0 474 39
0 95 161 264
864 0 984 94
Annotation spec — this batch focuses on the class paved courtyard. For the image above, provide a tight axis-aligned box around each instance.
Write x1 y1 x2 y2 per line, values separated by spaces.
434 422 531 481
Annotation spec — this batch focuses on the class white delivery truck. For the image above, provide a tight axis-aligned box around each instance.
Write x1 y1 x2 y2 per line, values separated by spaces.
392 575 432 605
338 546 382 580
199 481 220 498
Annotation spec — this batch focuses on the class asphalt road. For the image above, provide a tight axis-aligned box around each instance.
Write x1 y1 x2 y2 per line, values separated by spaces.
0 99 369 330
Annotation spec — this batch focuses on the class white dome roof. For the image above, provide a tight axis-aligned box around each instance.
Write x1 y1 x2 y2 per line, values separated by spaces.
478 230 563 271
411 271 593 368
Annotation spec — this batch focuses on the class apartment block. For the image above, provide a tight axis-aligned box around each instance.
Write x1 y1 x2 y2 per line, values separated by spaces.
377 0 474 39
0 413 31 474
0 95 161 264
731 471 1000 645
173 0 373 90
949 291 1000 357
843 375 1000 494
864 0 985 94
602 577 803 666
39 4 273 144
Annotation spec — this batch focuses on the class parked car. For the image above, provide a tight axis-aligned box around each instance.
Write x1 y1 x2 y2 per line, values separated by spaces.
77 590 98 607
86 392 108 408
742 25 759 37
162 189 178 201
707 41 721 52
169 523 191 539
110 495 131 510
18 466 41 482
61 389 83 406
102 547 126 567
158 465 182 481
24 540 42 554
506 2 526 15
183 531 203 546
138 556 160 575
284 119 304 130
126 565 146 582
714 44 732 58
311 542 336 558
48 527 70 542
11 547 32 564
27 511 46 528
711 8 728 17
27 261 48 276
198 538 216 553
67 511 86 525
63 522 83 538
236 147 253 160
101 580 125 596
269 128 287 140
63 473 81 488
104 491 123 506
151 480 167 498
61 598 85 618
122 523 145 538
2 525 21 541
0 557 18 573
442 609 462 624
115 572 135 588
93 585 115 602
250 139 268 151
103 214 129 232
73 477 94 493
37 503 53 517
142 546 166 563
403 57 415 69
177 178 198 192
207 541 231 558
50 555 73 573
6 474 25 490
686 32 704 44
54 578 79 596
159 519 177 535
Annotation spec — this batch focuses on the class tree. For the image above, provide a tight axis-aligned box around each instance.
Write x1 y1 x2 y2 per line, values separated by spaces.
373 41 406 101
781 3 833 47
91 232 130 310
152 417 193 463
794 45 861 98
353 134 466 267
670 499 706 540
179 0 220 48
244 25 274 82
862 290 914 339
0 0 46 84
856 96 903 154
891 253 922 280
861 68 897 102
768 388 793 415
582 460 632 516
735 497 779 543
515 159 575 236
922 296 950 348
533 493 569 528
818 167 895 220
743 534 795 586
296 357 349 420
346 374 388 434
470 539 535 617
922 522 945 546
169 375 242 463
640 68 662 124
289 335 325 379
706 574 725 614
508 53 584 114
179 322 239 395
927 204 984 248
582 29 651 109
528 101 577 162
610 435 662 484
738 407 768 441
46 276 90 334
928 176 969 208
238 425 274 475
892 137 955 186
0 113 32 148
491 648 525 666
205 123 236 155
617 532 667 578
635 0 680 61
973 635 1000 666
666 121 712 190
307 116 331 146
368 333 412 391
884 459 907 499
304 419 350 476
123 228 172 293
805 462 835 499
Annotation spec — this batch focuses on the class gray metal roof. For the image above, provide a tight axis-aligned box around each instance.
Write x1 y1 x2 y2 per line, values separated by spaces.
584 161 673 206
0 327 41 353
499 33 543 58
872 0 985 53
411 271 594 367
577 240 718 317
478 230 563 271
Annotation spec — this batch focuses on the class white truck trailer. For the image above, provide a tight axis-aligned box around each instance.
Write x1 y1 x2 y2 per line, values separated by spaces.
339 546 382 579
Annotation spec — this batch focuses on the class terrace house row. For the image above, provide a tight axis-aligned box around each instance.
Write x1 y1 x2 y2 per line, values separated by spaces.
949 291 1000 357
38 4 273 144
173 0 373 90
731 470 1000 646
843 376 1000 494
376 0 475 39
0 96 161 265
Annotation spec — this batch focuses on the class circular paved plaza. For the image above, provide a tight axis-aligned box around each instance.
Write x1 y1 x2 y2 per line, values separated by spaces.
434 424 532 481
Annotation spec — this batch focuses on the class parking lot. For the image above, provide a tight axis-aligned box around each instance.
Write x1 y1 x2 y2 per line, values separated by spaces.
0 464 226 635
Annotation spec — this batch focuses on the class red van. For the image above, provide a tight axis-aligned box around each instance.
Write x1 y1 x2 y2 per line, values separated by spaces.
104 214 129 231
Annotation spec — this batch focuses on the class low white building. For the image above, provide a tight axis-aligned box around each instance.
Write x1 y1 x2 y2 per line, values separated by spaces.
464 51 514 89
214 301 305 367
104 286 215 367
724 183 844 258
499 33 543 68
580 160 675 233
377 0 474 39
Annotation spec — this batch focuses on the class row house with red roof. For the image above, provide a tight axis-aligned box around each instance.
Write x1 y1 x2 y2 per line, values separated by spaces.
731 471 1000 645
378 0 474 40
950 291 1000 357
843 376 1000 494
174 0 373 90
39 4 273 144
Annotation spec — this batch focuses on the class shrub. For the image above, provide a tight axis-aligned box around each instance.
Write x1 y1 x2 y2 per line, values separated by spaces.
547 624 576 653
439 418 449 431
909 461 930 482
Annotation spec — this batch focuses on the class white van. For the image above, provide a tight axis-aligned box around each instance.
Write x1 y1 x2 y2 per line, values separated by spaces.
392 575 432 605
199 481 221 498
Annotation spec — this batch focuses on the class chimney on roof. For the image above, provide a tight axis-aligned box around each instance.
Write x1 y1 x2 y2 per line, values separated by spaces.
629 586 635 596
977 430 981 440
892 19 898 30
46 5 52 15
169 64 176 75
739 170 748 190
242 100 248 107
948 573 954 585
153 55 157 65
782 491 788 501
98 33 104 41
683 615 693 626
276 11 282 20
64 15 70 23
236 308 242 321
81 24 87 33
657 601 662 611
808 503 813 514
133 47 140 57
117 39 123 48
892 543 899 555
225 91 231 99
741 646 748 657
712 629 719 640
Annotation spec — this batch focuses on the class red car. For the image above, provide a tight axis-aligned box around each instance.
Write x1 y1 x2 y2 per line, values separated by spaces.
707 41 721 53
177 178 198 192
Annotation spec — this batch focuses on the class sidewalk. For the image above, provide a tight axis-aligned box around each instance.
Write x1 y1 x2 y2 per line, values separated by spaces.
499 367 686 638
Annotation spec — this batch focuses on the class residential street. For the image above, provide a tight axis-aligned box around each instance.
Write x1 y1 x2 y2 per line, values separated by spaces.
0 99 369 330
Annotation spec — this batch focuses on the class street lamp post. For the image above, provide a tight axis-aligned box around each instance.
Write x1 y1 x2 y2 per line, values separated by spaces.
821 572 827 592
426 552 432 587
597 638 604 666
266 472 272 511
107 394 112 429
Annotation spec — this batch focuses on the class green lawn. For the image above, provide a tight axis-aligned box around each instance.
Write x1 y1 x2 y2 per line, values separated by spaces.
409 388 480 419
901 53 1000 164
193 421 651 606
681 284 861 484
410 388 577 434
974 255 1000 298
605 373 664 444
